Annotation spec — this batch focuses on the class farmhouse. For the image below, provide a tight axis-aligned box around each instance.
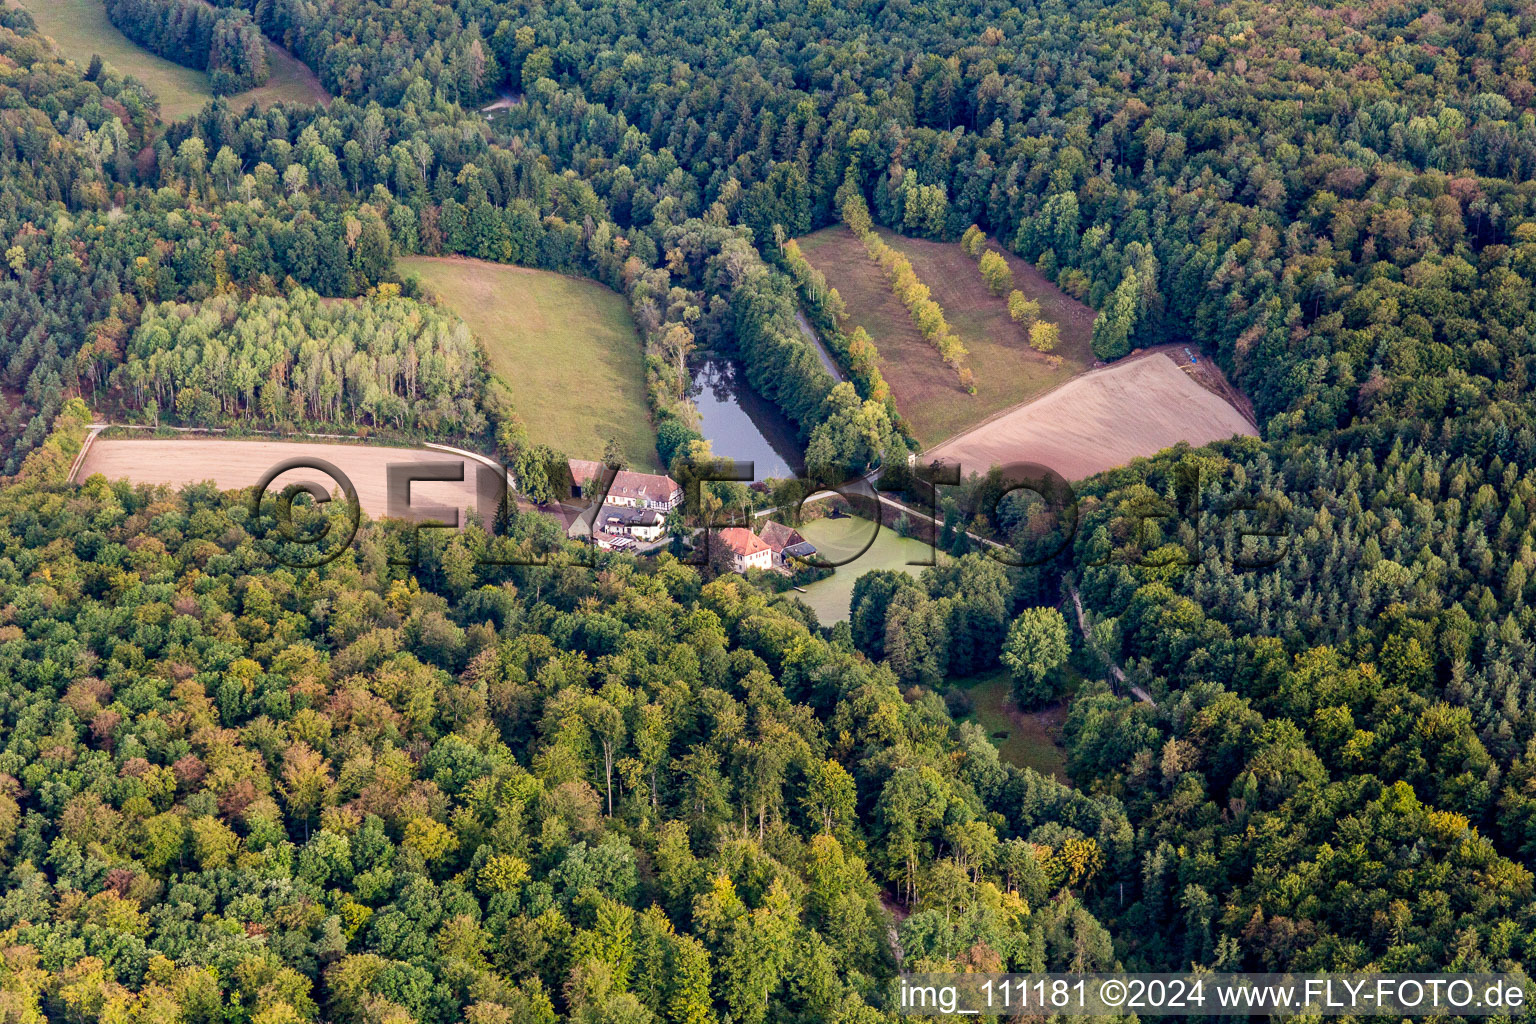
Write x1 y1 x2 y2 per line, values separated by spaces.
758 520 818 568
568 459 684 511
596 504 666 543
566 503 667 547
716 527 772 573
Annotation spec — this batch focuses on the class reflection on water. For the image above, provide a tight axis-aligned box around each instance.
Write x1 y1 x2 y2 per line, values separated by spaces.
689 357 805 482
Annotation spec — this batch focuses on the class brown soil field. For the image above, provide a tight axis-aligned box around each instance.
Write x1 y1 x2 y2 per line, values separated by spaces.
77 438 500 526
796 226 1095 447
925 351 1258 481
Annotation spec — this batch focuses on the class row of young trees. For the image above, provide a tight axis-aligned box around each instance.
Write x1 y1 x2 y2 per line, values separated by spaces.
1008 291 1058 353
962 224 1061 354
842 191 973 393
105 0 270 94
778 236 893 408
961 225 1012 296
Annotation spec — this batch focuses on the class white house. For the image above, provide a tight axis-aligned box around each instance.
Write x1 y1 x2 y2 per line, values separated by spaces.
717 527 772 573
568 459 683 511
596 504 666 543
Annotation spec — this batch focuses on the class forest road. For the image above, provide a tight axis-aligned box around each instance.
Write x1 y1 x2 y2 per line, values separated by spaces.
794 311 847 382
1068 581 1155 706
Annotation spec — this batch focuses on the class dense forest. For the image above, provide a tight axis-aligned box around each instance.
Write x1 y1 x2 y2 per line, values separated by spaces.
2 0 1536 1013
105 0 270 93
119 290 491 435
0 402 1122 1021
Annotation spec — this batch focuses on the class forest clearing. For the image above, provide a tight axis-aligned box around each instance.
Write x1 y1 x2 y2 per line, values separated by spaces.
76 437 497 526
947 669 1070 781
401 256 661 469
12 0 327 118
797 225 1095 446
229 37 330 110
925 349 1258 481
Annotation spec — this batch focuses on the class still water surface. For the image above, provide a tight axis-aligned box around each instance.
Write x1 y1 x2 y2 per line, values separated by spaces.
688 357 804 482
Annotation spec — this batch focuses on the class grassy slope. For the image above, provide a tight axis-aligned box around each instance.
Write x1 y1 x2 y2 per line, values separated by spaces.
791 515 936 624
797 226 1095 448
15 0 327 120
400 257 661 470
234 38 329 110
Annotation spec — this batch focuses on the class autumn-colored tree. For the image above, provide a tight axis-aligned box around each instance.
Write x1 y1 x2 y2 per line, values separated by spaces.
979 249 1014 296
1029 320 1060 353
961 224 986 258
1008 290 1040 329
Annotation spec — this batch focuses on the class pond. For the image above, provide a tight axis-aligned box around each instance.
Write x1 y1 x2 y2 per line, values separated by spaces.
689 357 805 482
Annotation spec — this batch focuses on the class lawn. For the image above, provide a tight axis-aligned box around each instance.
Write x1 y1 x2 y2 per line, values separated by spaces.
401 256 660 470
948 668 1070 782
796 226 1096 449
14 0 328 120
791 515 937 624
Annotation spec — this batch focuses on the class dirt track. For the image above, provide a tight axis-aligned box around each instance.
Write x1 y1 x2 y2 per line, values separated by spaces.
77 438 499 526
925 352 1258 481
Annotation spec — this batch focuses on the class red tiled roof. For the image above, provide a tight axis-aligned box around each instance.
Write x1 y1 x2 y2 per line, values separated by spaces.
757 520 804 552
569 459 682 503
718 527 769 556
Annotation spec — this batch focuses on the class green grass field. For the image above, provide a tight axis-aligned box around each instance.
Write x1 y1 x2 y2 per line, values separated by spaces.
797 226 1096 449
401 256 661 470
949 669 1070 781
15 0 327 120
791 515 937 624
